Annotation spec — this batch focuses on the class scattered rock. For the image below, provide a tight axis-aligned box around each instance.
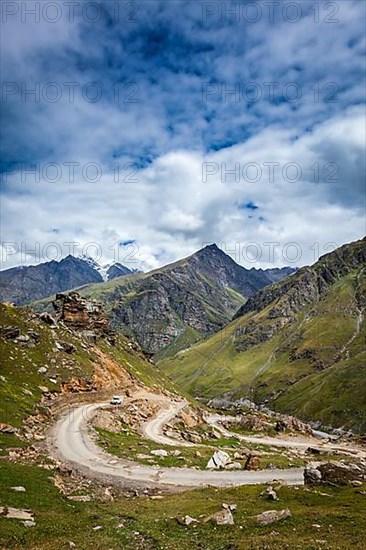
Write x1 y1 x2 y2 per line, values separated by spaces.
206 450 230 469
171 450 181 457
11 486 26 492
38 367 48 375
150 449 169 458
260 486 278 501
61 377 94 393
16 335 30 344
304 465 322 485
0 325 20 339
184 432 203 444
2 507 34 521
224 461 242 470
23 520 36 527
67 495 92 502
304 462 366 487
244 454 260 470
92 410 121 433
179 410 198 428
92 525 103 531
136 453 152 460
350 480 363 487
177 515 199 526
222 503 237 511
307 447 321 455
254 509 291 525
209 429 222 440
204 508 234 525
0 423 18 434
55 341 76 354
240 413 272 431
39 312 57 326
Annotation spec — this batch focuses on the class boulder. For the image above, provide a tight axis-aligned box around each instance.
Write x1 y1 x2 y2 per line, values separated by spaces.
39 312 57 326
177 515 199 526
204 508 234 525
260 486 278 501
254 509 291 525
206 450 230 469
0 423 18 434
151 449 169 458
56 341 76 354
2 507 34 521
0 325 20 339
244 454 260 470
304 462 366 487
184 432 202 444
179 410 198 428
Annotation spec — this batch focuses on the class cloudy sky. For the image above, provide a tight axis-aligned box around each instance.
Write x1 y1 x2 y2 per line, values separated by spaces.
1 0 365 271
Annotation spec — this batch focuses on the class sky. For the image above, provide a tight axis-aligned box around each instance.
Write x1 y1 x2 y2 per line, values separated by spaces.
1 0 365 271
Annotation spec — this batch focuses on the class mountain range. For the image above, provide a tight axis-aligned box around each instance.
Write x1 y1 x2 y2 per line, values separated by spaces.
1 237 365 433
0 255 137 306
76 244 295 357
1 245 295 357
160 237 366 432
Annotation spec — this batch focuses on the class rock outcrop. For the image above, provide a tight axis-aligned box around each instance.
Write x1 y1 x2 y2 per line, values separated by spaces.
304 461 366 486
52 292 113 343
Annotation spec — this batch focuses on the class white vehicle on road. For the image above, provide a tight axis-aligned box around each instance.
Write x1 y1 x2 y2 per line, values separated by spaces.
110 395 123 405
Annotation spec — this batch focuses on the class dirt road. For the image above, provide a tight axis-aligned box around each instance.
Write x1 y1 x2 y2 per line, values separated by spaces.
50 402 304 490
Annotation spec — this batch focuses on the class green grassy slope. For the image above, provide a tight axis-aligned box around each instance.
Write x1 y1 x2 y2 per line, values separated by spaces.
160 261 366 432
2 460 366 550
0 303 176 436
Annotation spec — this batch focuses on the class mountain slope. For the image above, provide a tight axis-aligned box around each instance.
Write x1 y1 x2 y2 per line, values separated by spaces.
159 237 366 432
0 297 176 431
0 256 134 305
77 244 295 357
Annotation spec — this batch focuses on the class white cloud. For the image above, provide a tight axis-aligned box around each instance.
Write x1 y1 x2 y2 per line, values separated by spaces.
1 105 364 270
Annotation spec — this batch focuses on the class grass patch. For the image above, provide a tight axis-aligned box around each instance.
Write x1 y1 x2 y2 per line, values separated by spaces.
1 461 366 549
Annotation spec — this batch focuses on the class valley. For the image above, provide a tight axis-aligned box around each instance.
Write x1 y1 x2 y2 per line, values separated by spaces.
160 238 366 433
1 238 365 550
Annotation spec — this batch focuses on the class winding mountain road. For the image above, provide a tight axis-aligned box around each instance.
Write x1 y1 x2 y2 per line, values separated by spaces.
50 402 304 490
49 394 365 491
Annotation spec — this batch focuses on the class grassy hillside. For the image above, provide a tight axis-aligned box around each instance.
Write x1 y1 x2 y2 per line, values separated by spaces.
31 246 295 360
1 303 366 549
2 460 366 550
160 250 366 432
0 302 176 439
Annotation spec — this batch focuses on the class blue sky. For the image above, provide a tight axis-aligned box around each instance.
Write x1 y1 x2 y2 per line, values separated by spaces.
1 0 365 270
